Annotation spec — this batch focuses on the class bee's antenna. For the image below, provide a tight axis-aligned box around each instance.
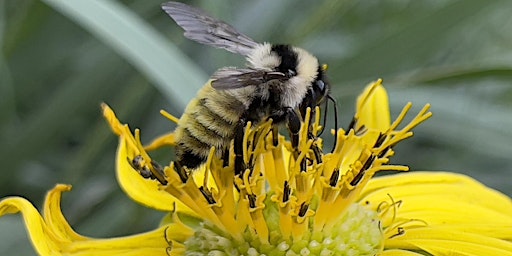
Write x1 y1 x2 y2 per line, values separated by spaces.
327 94 338 153
317 98 329 137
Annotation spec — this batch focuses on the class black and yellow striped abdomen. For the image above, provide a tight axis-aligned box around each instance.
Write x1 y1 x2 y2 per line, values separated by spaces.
173 81 248 169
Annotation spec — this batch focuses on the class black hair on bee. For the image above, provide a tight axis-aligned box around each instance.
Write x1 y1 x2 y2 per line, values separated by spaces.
159 1 337 181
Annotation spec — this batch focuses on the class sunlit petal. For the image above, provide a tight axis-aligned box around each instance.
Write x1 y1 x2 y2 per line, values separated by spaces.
356 79 391 131
0 196 63 255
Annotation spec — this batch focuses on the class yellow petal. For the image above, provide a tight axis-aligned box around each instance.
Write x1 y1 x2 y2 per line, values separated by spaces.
386 227 512 256
43 184 87 241
1 183 193 256
363 172 512 255
361 172 512 216
0 196 63 255
356 79 391 131
117 137 195 216
65 224 189 256
379 249 425 256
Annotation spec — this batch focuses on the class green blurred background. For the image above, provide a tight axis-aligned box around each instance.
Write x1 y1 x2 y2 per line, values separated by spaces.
1 0 511 254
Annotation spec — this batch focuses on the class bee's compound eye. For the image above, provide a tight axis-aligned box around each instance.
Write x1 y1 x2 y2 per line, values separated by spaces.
315 80 326 93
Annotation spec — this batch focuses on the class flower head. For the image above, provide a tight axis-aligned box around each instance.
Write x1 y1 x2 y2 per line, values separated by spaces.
1 80 511 255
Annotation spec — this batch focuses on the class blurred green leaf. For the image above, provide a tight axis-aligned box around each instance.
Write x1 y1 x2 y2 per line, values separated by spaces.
332 0 503 81
1 1 511 254
42 0 206 106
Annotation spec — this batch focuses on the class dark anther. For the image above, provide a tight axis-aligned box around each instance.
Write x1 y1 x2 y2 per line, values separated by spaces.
298 202 309 217
307 132 323 164
350 167 367 186
248 194 257 208
272 127 279 147
361 155 376 171
373 133 387 148
173 162 189 183
283 181 291 203
350 155 375 186
199 186 216 204
346 116 357 131
329 168 340 187
312 143 323 164
355 124 367 135
378 146 391 158
300 158 307 172
151 160 165 177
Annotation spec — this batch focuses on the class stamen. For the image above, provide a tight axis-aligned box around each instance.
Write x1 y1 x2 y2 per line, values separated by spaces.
347 116 357 131
283 181 291 202
248 194 257 208
160 109 180 124
329 168 340 187
298 202 309 217
164 226 174 256
172 162 188 183
199 186 216 204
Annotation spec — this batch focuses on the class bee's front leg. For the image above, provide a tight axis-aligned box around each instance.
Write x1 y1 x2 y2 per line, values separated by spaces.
283 108 309 172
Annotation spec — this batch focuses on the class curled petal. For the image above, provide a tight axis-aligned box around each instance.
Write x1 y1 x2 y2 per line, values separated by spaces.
1 183 193 256
44 184 87 241
0 195 63 255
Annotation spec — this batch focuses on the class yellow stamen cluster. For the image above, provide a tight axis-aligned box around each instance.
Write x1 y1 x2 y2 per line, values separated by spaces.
102 80 433 254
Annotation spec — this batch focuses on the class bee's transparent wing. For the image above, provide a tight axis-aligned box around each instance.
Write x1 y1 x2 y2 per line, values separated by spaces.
211 68 287 89
161 2 260 56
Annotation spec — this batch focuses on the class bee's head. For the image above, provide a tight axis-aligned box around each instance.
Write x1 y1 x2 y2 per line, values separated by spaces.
248 44 330 112
297 63 330 117
312 64 330 105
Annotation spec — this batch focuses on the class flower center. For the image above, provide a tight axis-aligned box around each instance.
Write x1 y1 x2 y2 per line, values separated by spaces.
184 201 382 256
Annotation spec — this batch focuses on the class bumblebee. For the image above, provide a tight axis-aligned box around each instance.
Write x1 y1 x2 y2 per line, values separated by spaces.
161 2 336 180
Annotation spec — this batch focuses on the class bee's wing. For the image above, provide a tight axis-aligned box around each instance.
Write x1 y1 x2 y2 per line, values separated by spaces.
161 2 260 56
211 68 287 90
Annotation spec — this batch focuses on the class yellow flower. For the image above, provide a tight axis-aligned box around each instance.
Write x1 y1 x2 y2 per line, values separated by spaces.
1 80 512 255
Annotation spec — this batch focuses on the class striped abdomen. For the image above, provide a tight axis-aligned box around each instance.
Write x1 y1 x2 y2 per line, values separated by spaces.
173 83 248 169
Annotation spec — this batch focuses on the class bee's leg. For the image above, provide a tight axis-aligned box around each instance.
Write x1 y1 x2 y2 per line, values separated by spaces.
285 108 301 151
234 118 248 176
285 108 308 172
